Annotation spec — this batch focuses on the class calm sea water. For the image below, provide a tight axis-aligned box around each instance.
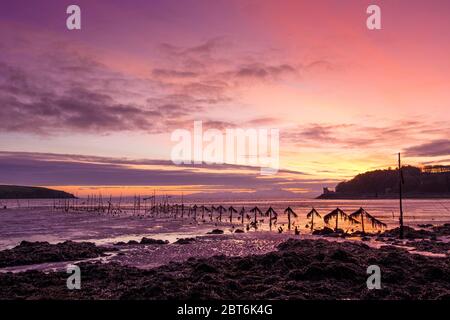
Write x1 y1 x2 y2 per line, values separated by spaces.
1 197 450 251
2 198 450 230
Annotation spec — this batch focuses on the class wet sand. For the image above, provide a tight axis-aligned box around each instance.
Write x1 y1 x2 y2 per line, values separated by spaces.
0 207 221 250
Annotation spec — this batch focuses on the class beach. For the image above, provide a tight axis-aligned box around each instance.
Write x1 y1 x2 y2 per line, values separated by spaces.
0 236 449 300
0 203 449 299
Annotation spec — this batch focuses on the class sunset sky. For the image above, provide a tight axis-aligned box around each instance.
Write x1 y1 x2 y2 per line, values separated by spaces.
0 0 449 198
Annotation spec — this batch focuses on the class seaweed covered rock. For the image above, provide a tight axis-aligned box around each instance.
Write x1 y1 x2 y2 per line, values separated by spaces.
1 239 449 300
174 238 196 245
0 241 112 268
432 224 450 236
312 227 334 235
207 229 224 234
380 226 435 239
140 238 169 245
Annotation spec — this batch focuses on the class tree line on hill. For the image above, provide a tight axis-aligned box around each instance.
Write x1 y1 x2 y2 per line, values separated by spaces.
319 166 450 198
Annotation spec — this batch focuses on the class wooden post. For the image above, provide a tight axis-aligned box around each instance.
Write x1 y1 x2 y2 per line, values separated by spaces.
288 212 291 231
181 193 184 218
399 153 404 239
138 195 141 216
269 212 272 231
361 213 365 234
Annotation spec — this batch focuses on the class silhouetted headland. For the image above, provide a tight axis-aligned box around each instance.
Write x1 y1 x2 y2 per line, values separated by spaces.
0 185 76 199
318 165 450 199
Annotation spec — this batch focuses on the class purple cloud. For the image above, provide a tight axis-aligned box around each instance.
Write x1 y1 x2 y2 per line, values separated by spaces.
0 152 328 198
235 64 296 79
282 121 450 150
0 31 301 136
405 140 450 157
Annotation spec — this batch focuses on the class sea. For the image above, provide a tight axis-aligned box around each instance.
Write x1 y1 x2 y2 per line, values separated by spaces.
1 197 450 255
2 197 450 229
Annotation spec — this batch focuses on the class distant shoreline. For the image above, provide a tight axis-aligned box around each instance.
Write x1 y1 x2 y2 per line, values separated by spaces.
0 185 76 200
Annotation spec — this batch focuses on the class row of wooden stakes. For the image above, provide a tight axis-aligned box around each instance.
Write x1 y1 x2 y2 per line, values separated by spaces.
53 197 387 233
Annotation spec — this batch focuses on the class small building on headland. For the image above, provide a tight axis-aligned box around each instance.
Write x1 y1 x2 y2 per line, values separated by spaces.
422 165 450 174
316 187 337 199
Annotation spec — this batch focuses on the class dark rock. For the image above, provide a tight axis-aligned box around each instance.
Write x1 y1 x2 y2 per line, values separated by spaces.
331 249 353 262
140 237 169 245
174 238 196 245
194 262 218 273
424 266 446 280
0 240 113 268
207 229 224 234
432 224 450 236
312 227 334 235
381 226 434 239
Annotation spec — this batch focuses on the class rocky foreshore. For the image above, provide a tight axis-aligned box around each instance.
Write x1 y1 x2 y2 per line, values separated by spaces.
0 238 449 300
0 240 113 268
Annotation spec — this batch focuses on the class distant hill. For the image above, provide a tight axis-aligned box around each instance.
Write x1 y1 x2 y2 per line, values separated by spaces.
0 185 76 199
318 166 450 199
